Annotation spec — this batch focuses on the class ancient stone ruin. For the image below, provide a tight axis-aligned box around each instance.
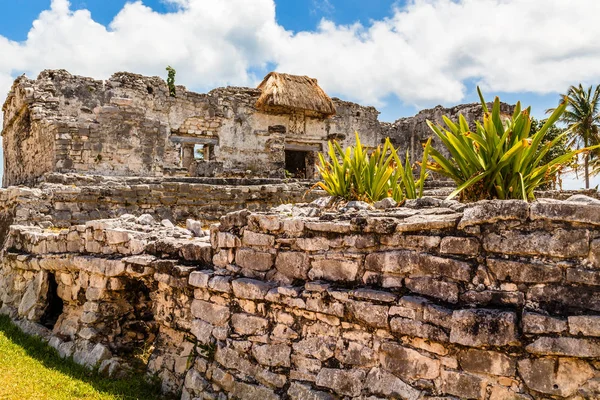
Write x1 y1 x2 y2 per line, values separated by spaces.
0 70 599 400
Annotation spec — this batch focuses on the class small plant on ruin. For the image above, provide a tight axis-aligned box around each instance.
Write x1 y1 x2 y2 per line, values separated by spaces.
424 87 600 202
314 132 430 203
166 66 176 97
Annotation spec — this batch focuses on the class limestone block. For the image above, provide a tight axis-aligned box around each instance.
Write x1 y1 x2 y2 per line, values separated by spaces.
350 288 397 303
315 368 365 397
489 386 532 400
252 343 291 367
458 200 529 228
364 367 421 400
527 285 600 312
309 257 360 282
390 317 448 342
295 237 330 251
395 213 461 232
380 342 440 380
566 268 600 285
484 229 589 258
231 313 268 336
347 301 388 329
232 278 272 300
82 343 112 368
287 382 335 400
458 348 516 376
191 300 230 326
379 234 441 251
450 309 519 347
275 252 310 280
208 276 232 293
405 277 459 303
217 232 241 248
235 248 274 271
292 337 336 361
522 311 567 334
487 259 562 283
242 231 275 247
440 236 480 256
439 370 487 399
188 270 212 288
518 357 594 397
190 319 213 344
526 337 600 357
530 201 600 226
569 315 600 336
305 221 353 234
591 239 600 268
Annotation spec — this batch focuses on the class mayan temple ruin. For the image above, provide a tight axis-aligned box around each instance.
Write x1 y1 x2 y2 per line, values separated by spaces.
0 69 599 400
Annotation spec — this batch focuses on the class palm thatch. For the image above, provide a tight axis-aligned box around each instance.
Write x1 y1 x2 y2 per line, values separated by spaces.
256 72 336 117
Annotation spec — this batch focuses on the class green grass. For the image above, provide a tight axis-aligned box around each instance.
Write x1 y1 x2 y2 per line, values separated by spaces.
0 314 165 400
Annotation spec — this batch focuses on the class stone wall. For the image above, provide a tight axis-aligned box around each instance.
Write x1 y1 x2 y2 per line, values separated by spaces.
1 196 600 399
0 173 320 229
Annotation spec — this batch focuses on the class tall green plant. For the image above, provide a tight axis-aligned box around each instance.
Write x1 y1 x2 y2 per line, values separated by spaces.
166 66 176 97
425 88 599 201
314 133 429 203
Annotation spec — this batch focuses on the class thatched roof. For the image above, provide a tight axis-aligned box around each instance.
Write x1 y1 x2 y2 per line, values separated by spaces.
256 72 336 117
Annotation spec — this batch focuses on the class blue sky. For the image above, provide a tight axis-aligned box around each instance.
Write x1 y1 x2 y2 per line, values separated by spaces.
0 0 599 188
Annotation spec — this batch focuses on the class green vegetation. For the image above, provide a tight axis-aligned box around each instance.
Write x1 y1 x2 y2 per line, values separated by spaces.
424 87 597 201
0 314 164 400
530 117 574 189
166 66 177 97
547 84 600 188
315 132 429 203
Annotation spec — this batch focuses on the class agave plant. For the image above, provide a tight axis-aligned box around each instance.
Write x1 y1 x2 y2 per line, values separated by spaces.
314 132 430 203
425 87 599 201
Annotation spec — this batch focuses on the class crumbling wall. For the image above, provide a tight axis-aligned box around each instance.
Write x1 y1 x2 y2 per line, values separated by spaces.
2 70 385 185
1 197 600 399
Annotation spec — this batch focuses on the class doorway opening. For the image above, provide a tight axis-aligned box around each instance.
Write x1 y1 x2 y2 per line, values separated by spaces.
40 273 64 330
285 150 309 178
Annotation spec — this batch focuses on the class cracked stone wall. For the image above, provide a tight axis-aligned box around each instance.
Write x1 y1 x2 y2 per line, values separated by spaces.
1 196 600 399
2 70 382 186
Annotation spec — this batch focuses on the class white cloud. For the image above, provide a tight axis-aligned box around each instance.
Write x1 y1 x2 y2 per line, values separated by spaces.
1 0 600 113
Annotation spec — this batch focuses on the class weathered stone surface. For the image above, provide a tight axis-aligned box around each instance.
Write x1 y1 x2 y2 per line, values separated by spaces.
365 250 471 281
252 344 291 367
568 315 600 336
522 311 567 334
231 278 272 300
405 277 459 303
396 213 461 232
235 248 274 271
488 386 532 400
518 357 594 397
315 368 365 397
450 309 518 347
243 230 275 247
531 201 600 226
527 285 600 312
390 317 449 342
379 234 441 250
309 258 360 281
439 370 486 399
231 313 268 336
380 342 440 380
440 236 480 256
459 200 529 228
458 348 516 376
364 367 421 400
526 337 600 357
484 229 589 258
191 300 230 326
292 337 336 361
188 270 212 288
287 383 336 400
348 301 389 328
275 252 310 280
487 259 562 283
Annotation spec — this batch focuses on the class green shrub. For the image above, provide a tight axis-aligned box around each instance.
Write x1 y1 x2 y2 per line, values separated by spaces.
424 88 598 201
314 132 429 203
166 66 176 97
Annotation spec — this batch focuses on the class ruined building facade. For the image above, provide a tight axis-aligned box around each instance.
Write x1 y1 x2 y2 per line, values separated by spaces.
2 69 512 187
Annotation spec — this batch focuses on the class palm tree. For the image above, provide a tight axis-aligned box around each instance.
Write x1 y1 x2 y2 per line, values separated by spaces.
547 84 600 188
